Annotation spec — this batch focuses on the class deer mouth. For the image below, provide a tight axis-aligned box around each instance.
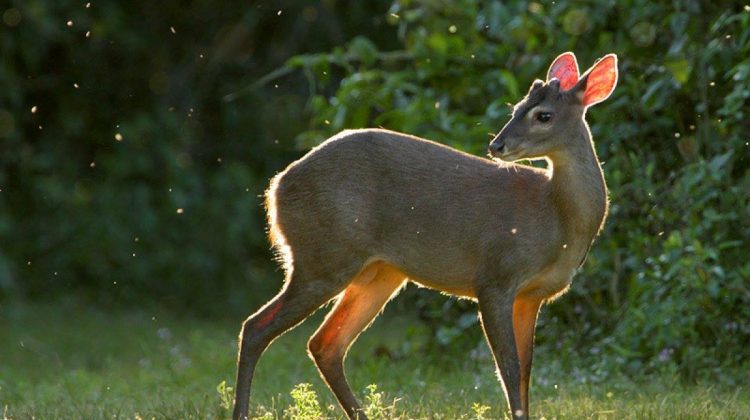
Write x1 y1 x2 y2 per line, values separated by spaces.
491 148 526 162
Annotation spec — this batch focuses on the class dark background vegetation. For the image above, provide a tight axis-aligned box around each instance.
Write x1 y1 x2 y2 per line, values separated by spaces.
2 0 748 384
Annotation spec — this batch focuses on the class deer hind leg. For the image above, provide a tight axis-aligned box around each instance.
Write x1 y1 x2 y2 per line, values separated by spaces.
308 263 405 420
232 268 349 420
513 295 544 417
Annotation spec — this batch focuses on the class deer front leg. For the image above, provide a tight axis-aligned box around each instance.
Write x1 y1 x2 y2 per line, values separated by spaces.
477 289 526 419
513 295 543 416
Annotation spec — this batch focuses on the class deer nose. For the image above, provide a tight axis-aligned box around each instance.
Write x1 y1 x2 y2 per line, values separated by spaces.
489 139 506 155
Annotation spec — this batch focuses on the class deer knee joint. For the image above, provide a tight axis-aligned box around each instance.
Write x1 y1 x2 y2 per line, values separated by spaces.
308 335 342 367
307 335 326 361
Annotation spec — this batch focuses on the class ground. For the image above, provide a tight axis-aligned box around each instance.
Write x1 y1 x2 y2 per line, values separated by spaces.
1 300 747 419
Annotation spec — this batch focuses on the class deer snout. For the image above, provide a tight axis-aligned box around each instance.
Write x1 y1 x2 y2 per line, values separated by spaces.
489 137 506 157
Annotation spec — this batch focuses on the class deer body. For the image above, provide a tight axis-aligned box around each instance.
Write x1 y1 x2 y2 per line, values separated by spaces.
272 128 603 299
233 52 618 420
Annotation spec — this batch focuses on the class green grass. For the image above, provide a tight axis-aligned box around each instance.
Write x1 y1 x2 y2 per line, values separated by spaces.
1 300 748 419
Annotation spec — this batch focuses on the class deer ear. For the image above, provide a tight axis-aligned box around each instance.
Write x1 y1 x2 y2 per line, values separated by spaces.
577 54 618 107
547 52 579 91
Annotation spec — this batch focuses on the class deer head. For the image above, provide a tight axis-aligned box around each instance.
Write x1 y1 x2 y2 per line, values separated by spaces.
489 52 618 161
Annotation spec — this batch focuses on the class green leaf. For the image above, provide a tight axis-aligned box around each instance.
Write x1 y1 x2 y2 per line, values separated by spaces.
348 36 378 66
665 58 691 84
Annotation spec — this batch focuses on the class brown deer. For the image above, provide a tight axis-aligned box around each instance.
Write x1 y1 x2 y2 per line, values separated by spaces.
232 52 618 420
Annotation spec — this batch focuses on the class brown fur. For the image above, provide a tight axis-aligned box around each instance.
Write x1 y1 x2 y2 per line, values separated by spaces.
269 127 604 300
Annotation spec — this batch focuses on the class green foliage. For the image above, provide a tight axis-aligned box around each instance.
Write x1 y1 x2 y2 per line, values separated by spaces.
284 383 324 420
278 0 750 381
0 1 397 313
471 402 492 420
2 0 748 384
595 151 750 379
363 384 399 419
217 380 235 412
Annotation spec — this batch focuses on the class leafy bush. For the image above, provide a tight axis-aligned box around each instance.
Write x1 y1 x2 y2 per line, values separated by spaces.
0 0 397 313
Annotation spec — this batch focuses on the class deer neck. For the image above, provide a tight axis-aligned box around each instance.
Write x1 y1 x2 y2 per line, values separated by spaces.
547 123 608 249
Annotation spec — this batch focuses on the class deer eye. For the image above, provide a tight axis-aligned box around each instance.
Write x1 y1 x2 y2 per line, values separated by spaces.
536 112 552 123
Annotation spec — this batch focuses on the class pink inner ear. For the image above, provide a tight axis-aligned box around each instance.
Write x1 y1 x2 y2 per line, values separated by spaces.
582 55 618 107
547 53 579 91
